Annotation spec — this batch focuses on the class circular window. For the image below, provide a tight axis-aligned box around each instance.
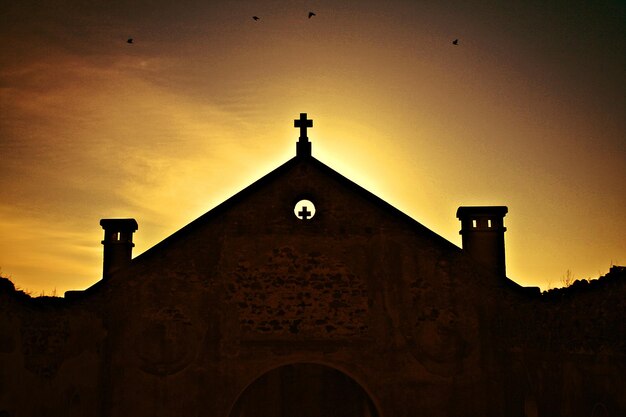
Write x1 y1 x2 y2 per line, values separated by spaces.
294 199 316 220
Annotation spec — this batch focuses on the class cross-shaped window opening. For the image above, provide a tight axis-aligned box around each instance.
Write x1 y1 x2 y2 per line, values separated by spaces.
294 199 316 220
298 206 312 220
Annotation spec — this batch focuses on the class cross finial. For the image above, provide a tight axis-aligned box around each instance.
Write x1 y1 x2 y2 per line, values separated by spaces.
294 113 313 157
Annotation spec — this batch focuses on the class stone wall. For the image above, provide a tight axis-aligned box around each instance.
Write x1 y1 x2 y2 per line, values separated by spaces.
1 264 625 416
0 278 104 417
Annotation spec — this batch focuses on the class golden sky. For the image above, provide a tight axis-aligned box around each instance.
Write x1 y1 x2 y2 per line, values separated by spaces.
0 0 624 295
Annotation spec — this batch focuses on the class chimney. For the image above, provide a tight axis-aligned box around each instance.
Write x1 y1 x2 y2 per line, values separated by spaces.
100 218 138 280
456 206 508 277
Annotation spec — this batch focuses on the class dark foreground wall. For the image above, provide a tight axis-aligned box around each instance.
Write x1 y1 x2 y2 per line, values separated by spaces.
1 270 624 417
1 153 624 416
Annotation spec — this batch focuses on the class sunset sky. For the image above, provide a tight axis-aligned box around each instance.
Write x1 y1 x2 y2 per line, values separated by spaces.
0 0 624 296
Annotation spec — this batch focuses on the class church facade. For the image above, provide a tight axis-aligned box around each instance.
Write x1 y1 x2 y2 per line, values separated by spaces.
1 114 624 416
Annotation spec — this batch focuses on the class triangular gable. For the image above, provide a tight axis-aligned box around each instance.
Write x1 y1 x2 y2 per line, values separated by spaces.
131 155 460 267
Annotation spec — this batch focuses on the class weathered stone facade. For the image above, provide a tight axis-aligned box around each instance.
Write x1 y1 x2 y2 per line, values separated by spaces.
1 135 624 416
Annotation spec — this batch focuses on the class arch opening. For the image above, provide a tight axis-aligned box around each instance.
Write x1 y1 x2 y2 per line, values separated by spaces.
229 363 380 417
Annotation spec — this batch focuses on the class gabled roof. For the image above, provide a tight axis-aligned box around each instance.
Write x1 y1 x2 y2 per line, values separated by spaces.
132 153 461 265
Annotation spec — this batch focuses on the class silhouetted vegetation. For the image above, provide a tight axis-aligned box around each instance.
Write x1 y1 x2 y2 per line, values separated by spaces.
0 274 64 307
0 275 32 301
542 265 626 299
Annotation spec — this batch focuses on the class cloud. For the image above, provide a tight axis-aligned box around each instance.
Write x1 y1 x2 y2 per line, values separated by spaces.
0 203 101 294
0 49 287 293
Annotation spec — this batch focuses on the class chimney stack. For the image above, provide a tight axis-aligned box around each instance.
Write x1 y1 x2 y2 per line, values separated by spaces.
456 206 508 277
100 218 138 280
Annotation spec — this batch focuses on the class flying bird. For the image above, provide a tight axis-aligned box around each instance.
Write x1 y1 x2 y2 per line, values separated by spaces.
252 16 260 21
452 39 459 45
308 12 316 18
127 38 133 44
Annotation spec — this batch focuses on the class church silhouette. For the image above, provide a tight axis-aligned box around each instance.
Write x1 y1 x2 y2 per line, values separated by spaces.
0 113 624 416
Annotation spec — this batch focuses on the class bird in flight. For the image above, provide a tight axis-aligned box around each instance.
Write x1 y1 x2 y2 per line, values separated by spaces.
127 38 133 44
452 39 459 45
308 12 316 18
252 16 260 21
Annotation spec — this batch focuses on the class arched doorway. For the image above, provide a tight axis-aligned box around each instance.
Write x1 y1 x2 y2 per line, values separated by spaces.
229 363 380 417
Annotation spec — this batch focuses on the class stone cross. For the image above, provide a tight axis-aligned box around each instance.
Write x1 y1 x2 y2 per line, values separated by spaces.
294 113 313 140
